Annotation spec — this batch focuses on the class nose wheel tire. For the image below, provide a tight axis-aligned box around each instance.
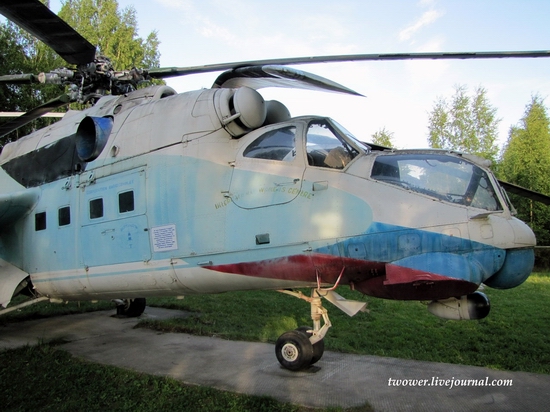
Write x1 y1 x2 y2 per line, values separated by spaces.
275 330 313 371
296 326 325 365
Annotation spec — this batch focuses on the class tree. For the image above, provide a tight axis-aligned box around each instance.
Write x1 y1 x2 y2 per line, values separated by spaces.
499 96 550 247
0 18 61 145
371 127 395 148
58 0 160 70
428 85 500 163
0 0 161 146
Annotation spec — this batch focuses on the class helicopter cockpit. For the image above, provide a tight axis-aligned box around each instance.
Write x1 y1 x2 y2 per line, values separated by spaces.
235 112 505 213
240 118 365 169
305 121 360 169
370 153 502 211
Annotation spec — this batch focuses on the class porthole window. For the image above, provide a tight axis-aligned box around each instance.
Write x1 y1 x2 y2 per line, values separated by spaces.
89 198 104 219
58 206 71 226
35 212 46 231
119 190 134 213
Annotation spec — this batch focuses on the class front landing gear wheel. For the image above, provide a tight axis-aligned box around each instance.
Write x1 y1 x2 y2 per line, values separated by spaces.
275 330 313 371
116 298 146 317
296 326 325 365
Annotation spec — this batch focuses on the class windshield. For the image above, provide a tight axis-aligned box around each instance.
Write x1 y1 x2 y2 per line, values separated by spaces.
371 153 502 211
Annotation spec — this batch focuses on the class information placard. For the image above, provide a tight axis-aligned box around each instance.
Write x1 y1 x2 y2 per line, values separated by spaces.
151 224 178 252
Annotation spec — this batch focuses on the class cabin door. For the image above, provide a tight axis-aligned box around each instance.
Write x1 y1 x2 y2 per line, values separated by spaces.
80 167 151 268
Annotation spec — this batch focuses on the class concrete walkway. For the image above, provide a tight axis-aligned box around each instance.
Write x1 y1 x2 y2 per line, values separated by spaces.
1 307 549 411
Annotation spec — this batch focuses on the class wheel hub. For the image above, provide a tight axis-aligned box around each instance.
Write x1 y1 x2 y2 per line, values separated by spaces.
281 343 299 362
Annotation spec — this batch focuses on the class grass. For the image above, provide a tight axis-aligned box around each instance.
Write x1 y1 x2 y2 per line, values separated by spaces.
1 273 547 411
0 343 330 412
139 272 550 374
0 296 113 325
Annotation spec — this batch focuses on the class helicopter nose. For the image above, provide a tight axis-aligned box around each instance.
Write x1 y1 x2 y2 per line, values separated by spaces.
509 216 537 247
484 218 536 289
484 248 534 289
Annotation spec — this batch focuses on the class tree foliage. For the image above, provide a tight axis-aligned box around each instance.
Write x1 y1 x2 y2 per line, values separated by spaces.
0 0 160 146
428 85 500 163
0 18 61 145
58 0 160 70
499 96 550 246
371 127 395 148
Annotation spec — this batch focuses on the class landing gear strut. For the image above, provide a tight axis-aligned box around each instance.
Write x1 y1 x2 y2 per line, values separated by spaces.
275 289 331 371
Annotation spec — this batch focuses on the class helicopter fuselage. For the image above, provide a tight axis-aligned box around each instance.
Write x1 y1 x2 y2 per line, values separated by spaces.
0 85 535 309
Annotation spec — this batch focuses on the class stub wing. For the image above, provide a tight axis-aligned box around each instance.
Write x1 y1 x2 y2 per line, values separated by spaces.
0 259 30 308
0 189 39 307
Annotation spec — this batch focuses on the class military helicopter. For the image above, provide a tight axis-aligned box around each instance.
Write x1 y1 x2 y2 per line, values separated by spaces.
1 0 550 371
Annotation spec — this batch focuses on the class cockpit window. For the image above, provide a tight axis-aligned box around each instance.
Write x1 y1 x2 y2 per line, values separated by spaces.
331 119 371 153
306 121 359 169
243 126 296 161
371 154 502 211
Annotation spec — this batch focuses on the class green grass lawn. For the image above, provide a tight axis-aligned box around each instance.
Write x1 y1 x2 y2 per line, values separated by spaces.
3 273 549 373
1 273 547 411
140 272 550 374
0 343 328 412
0 298 113 325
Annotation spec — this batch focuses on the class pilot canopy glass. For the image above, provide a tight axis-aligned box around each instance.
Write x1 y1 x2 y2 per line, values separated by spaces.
371 154 502 211
306 121 360 169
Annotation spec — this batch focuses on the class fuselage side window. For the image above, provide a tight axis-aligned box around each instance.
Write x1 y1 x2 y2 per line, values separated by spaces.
58 206 71 226
119 190 135 213
89 198 104 219
35 212 46 231
243 126 297 161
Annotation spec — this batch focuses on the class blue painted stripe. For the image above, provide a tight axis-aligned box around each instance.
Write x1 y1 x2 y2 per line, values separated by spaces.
317 222 507 284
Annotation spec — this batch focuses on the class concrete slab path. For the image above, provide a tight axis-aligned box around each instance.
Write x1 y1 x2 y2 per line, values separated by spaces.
1 307 549 411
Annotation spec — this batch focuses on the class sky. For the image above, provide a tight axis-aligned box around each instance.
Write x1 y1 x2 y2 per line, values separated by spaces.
47 0 550 151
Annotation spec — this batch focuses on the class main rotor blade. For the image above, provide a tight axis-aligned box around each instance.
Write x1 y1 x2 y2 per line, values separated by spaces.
0 0 96 65
0 94 70 139
499 180 550 206
213 65 363 96
148 50 550 79
0 73 40 84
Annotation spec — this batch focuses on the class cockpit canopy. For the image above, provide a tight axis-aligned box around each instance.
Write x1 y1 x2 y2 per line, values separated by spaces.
237 115 504 212
371 153 502 211
242 119 362 169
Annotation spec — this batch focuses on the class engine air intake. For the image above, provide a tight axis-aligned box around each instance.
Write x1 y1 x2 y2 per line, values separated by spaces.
75 116 114 161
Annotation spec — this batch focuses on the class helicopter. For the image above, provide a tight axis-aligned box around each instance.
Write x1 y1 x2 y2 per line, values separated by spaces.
1 0 550 371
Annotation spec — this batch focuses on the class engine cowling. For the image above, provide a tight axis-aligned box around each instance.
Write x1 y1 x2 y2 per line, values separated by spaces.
214 87 266 137
427 291 490 320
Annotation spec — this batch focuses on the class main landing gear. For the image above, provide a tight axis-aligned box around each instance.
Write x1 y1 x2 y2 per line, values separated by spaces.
114 298 146 317
275 289 332 371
